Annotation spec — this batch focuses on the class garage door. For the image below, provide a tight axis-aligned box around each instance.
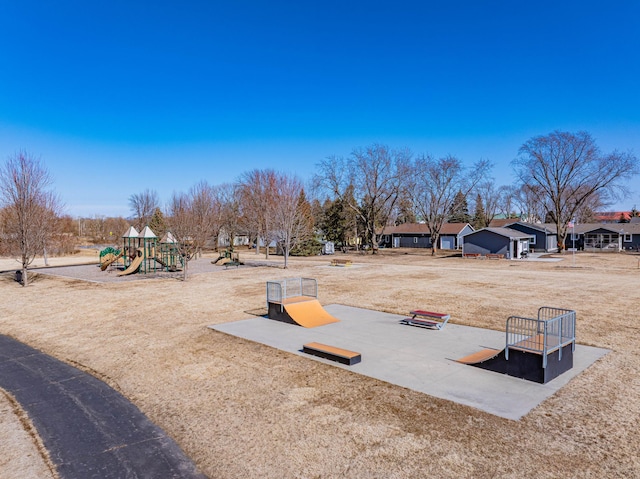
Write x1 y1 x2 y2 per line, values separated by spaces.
440 237 454 250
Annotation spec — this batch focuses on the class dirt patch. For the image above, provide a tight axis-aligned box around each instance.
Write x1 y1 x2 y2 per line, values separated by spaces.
1 250 639 478
0 390 57 479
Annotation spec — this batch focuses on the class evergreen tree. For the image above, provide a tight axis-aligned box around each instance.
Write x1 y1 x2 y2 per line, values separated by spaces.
149 207 167 236
448 190 470 223
323 198 348 245
473 193 487 229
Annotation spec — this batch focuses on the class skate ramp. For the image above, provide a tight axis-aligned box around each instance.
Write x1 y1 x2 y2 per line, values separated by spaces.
281 299 340 328
456 348 502 365
117 254 144 276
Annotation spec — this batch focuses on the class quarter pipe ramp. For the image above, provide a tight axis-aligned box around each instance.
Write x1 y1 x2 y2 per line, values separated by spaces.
456 344 574 384
456 348 502 365
268 298 340 328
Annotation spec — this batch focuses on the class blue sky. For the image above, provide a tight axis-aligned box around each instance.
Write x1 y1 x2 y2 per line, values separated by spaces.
1 1 638 217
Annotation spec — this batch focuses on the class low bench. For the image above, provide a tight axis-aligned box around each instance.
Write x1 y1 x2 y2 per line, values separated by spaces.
303 342 361 365
463 253 482 259
486 253 504 259
401 310 451 330
330 259 352 267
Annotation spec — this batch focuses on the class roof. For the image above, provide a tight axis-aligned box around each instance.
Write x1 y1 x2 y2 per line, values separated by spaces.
495 222 640 235
569 223 640 235
380 223 473 235
593 211 632 222
160 231 177 244
507 222 558 234
121 226 139 238
467 227 534 240
488 218 517 228
139 226 157 238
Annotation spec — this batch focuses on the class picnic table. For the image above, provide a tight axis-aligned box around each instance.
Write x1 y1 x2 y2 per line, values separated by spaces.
400 310 451 330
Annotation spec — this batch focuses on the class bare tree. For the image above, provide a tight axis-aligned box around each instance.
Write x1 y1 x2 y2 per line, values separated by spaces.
218 183 243 250
0 152 62 286
271 175 313 268
165 182 219 280
166 192 194 280
80 216 129 243
513 131 638 249
238 169 278 258
474 181 502 227
189 181 220 257
315 144 410 253
128 189 159 230
409 155 489 255
573 191 603 223
497 185 518 219
513 184 547 223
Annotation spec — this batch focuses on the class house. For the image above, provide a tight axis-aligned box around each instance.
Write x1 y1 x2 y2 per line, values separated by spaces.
462 227 534 259
505 222 559 253
378 223 474 250
567 223 640 251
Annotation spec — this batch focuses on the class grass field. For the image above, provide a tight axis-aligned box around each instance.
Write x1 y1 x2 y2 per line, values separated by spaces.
1 249 639 478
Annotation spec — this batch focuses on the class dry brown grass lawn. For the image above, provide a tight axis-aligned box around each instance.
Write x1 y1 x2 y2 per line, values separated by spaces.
1 249 639 478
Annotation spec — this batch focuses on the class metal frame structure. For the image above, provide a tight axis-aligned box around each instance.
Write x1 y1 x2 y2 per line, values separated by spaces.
505 307 576 368
266 277 318 312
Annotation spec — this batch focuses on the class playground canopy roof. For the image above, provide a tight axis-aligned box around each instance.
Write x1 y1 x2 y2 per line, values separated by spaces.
160 232 177 244
139 226 157 238
122 226 139 238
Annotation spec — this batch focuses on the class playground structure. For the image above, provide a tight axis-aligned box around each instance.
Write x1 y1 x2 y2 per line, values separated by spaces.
212 249 243 267
266 278 340 328
99 247 124 271
457 306 576 383
99 226 182 276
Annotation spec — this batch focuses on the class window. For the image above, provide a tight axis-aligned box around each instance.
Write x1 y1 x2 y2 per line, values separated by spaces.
413 237 418 244
529 235 536 245
624 234 632 242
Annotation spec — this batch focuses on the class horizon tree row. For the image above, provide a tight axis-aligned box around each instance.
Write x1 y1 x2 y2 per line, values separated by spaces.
1 130 637 285
47 131 640 259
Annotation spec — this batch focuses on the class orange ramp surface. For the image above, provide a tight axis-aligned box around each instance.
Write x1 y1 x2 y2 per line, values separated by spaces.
283 299 340 328
117 255 144 276
456 348 502 365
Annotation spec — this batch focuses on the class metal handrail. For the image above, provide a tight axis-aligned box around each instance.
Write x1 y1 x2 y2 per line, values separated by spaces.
266 278 318 311
506 307 576 368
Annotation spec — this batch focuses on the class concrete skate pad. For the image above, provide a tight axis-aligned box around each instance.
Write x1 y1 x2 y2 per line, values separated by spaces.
210 304 609 420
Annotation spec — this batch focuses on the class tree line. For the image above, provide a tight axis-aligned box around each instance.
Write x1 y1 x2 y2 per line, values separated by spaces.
1 131 637 284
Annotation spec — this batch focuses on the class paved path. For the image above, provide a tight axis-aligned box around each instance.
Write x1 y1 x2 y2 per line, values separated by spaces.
0 335 207 479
